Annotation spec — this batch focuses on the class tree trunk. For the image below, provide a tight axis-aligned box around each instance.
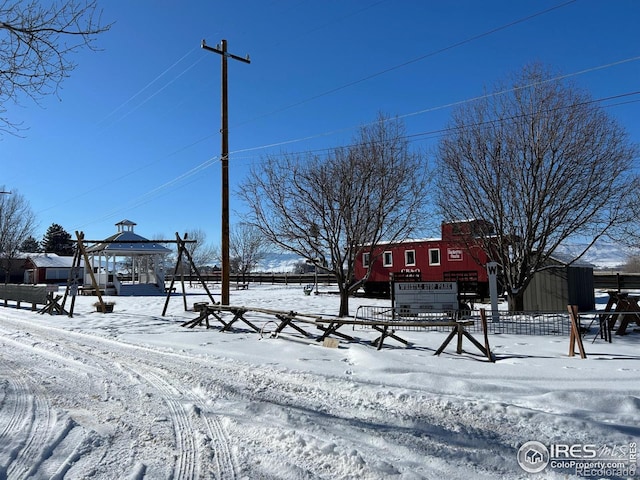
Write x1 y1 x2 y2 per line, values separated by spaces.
338 287 350 318
507 291 525 312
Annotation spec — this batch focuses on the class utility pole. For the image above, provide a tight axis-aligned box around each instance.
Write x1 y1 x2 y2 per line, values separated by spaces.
201 39 250 305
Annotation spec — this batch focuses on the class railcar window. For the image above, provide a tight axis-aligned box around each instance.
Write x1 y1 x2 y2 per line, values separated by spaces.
429 248 440 266
405 250 416 266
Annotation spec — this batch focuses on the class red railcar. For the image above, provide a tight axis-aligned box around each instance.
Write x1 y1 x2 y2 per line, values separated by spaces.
354 220 494 299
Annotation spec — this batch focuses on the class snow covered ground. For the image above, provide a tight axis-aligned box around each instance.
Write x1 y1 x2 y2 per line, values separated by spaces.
0 284 638 479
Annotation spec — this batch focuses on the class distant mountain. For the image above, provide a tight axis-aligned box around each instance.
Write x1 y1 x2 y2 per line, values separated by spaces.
256 240 632 273
556 240 631 270
257 252 304 272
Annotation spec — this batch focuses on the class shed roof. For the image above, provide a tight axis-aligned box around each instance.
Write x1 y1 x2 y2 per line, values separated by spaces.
548 252 595 268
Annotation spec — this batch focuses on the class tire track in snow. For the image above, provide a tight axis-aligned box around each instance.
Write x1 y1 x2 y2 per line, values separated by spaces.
36 421 93 480
120 363 238 480
0 359 33 476
120 365 198 480
0 360 55 480
0 316 241 479
0 325 121 478
192 393 237 480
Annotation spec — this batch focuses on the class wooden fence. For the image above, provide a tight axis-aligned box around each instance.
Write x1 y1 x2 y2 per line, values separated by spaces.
167 272 335 285
593 272 640 290
0 284 49 310
169 272 640 290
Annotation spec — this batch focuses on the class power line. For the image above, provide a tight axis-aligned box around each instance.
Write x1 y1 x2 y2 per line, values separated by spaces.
37 54 640 225
37 6 637 226
71 156 218 230
97 47 200 126
225 57 640 162
69 90 640 233
74 0 584 202
227 90 640 166
232 0 579 128
98 56 205 130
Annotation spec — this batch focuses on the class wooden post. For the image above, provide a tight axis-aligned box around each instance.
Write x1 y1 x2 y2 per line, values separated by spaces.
162 235 183 316
479 309 495 362
75 231 107 312
567 305 587 359
62 246 83 317
162 233 217 316
179 233 188 312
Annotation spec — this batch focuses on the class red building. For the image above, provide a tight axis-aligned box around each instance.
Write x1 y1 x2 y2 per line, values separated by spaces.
354 219 494 298
22 253 81 284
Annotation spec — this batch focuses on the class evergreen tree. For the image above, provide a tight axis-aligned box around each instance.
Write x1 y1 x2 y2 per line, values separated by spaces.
20 236 41 253
41 224 74 255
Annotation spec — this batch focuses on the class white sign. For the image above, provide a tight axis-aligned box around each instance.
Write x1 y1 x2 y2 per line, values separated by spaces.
447 248 463 261
393 281 459 314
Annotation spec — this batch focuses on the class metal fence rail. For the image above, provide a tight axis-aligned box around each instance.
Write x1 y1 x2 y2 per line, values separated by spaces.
479 311 571 336
353 305 572 336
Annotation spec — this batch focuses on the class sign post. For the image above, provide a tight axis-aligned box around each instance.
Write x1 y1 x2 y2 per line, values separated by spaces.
487 262 499 322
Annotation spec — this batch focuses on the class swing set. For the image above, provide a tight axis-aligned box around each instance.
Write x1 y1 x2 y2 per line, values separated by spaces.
61 232 217 317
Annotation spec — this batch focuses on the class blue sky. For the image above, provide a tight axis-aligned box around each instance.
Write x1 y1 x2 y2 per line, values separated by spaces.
2 0 639 246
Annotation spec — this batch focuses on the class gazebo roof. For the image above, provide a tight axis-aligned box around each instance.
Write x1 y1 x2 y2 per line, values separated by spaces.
86 221 172 255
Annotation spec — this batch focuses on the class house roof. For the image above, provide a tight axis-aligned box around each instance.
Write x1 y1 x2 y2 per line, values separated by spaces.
27 253 81 268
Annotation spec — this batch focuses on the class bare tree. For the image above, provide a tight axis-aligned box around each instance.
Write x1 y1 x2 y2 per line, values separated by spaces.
0 0 111 134
181 229 217 286
436 63 638 311
185 228 216 270
623 253 640 273
240 114 430 316
0 189 37 282
230 223 268 283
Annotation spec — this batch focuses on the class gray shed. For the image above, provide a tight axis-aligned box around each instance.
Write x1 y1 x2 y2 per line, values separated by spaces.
523 254 595 312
